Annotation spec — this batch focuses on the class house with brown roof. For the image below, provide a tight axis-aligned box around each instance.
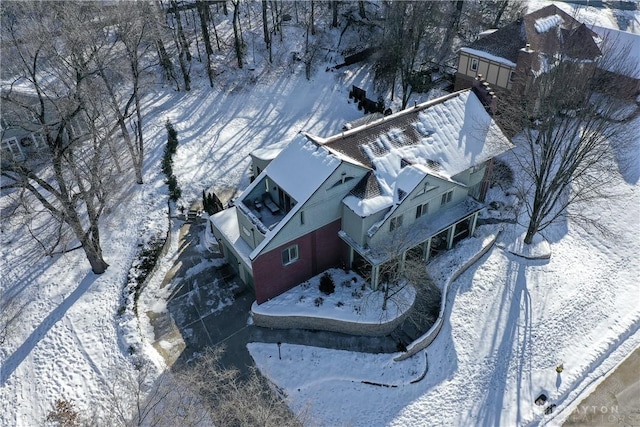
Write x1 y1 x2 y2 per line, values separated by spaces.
210 88 513 304
591 25 640 98
454 5 602 96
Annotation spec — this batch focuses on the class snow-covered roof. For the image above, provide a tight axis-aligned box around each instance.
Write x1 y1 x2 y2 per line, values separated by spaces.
591 25 640 79
209 206 253 269
323 90 513 217
478 29 498 37
263 134 341 201
464 5 601 65
251 140 290 161
239 134 341 258
340 197 484 264
534 14 564 33
460 47 517 68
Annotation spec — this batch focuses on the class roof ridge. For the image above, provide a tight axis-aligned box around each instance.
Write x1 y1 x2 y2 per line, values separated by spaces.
319 90 469 145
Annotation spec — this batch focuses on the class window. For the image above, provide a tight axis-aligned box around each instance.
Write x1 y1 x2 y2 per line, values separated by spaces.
242 225 251 238
390 215 403 232
470 58 479 72
300 210 305 225
441 190 453 206
31 133 45 148
416 203 429 219
509 71 516 82
282 244 299 265
1 137 24 160
69 116 88 138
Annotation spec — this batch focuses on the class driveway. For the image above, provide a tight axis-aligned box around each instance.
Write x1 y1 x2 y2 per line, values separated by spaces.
150 218 400 377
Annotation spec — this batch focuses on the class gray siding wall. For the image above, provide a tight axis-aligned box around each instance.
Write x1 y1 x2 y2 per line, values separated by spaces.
342 205 389 247
368 174 466 248
250 155 272 178
236 208 266 250
263 162 368 252
452 162 486 187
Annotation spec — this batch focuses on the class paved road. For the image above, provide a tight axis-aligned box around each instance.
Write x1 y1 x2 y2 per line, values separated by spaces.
564 347 640 426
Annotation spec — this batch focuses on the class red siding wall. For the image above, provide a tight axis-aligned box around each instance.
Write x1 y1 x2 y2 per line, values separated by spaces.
252 219 345 304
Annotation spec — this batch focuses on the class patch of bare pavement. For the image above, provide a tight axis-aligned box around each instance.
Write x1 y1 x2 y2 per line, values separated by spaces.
564 347 640 427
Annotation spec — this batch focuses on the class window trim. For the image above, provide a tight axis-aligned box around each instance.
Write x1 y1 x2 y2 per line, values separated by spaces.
441 190 453 206
416 202 429 219
470 58 479 72
282 244 299 266
389 215 403 232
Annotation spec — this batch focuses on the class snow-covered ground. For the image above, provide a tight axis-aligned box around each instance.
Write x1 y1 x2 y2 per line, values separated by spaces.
1 2 638 426
251 268 415 324
249 134 640 424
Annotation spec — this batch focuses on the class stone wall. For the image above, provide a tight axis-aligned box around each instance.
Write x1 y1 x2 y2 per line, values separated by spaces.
252 299 413 337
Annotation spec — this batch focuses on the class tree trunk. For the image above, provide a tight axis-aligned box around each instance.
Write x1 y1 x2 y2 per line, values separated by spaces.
82 228 109 274
197 0 214 86
358 0 366 19
332 0 338 28
262 0 272 63
152 2 179 89
171 0 192 61
310 0 315 35
232 1 243 69
493 0 510 28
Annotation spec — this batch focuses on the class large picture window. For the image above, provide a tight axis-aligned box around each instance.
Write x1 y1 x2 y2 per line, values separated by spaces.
282 244 299 265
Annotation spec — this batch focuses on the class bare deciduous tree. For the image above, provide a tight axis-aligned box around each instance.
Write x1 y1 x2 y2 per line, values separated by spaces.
374 1 446 108
101 347 305 427
1 2 116 273
231 0 244 69
504 49 636 244
366 223 439 316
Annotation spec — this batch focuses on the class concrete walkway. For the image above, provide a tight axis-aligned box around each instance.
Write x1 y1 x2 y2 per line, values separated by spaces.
564 347 640 426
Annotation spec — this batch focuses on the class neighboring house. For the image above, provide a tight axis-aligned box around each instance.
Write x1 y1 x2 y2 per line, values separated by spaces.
454 5 601 95
210 87 513 304
591 25 640 98
1 92 89 163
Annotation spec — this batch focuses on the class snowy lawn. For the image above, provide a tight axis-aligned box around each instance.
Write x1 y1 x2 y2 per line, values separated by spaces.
1 2 638 426
249 160 640 425
0 43 372 427
251 268 415 324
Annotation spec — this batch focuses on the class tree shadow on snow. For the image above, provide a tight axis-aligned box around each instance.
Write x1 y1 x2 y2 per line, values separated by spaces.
459 256 534 426
0 272 97 385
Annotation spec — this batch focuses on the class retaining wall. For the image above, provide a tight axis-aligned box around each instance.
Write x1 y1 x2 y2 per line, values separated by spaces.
252 298 413 337
394 231 500 361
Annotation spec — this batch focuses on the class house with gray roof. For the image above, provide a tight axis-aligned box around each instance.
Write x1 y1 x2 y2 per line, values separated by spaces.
210 87 513 304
